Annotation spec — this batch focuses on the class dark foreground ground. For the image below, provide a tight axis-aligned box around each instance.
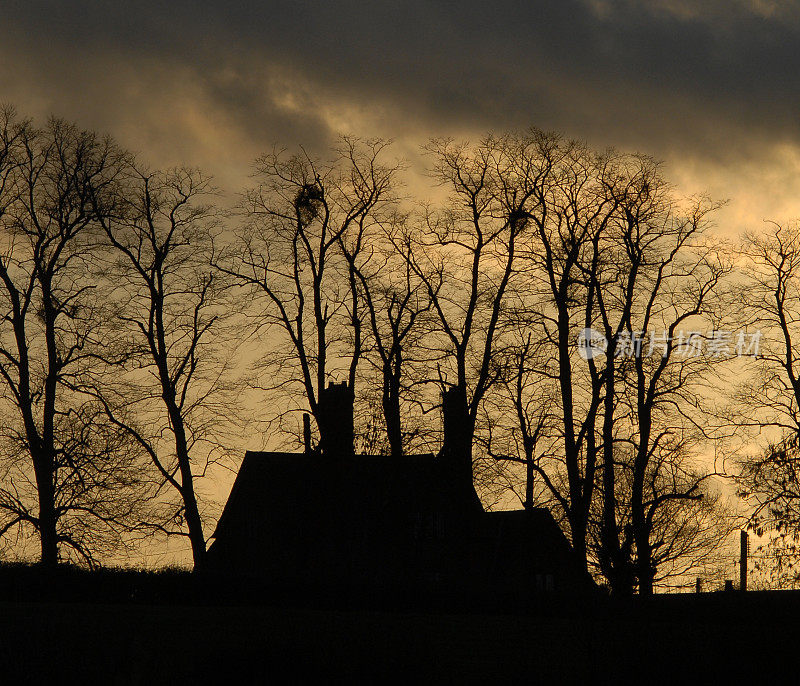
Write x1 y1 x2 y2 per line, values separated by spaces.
0 566 794 683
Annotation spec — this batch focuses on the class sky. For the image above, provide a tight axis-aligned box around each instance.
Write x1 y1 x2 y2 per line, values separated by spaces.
3 0 800 235
2 0 794 569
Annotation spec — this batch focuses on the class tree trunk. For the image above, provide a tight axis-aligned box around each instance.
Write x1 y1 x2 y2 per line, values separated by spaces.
631 458 653 594
524 450 535 511
570 513 588 571
632 404 654 595
635 528 654 595
382 366 403 457
557 307 591 572
599 347 634 596
181 478 207 570
167 403 206 570
33 455 58 567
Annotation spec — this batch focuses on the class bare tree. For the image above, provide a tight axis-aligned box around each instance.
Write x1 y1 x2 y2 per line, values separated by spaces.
602 445 734 591
93 166 234 570
480 331 558 512
511 135 616 570
0 109 148 566
486 137 732 590
397 132 556 500
735 223 800 571
734 223 800 434
617 203 729 594
572 153 730 593
337 210 434 457
218 138 401 452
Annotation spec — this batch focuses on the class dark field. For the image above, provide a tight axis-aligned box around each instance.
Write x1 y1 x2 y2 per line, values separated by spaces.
0 566 792 683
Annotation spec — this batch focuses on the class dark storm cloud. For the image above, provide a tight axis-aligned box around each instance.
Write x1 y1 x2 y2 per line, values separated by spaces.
6 0 800 140
5 0 800 142
2 0 800 224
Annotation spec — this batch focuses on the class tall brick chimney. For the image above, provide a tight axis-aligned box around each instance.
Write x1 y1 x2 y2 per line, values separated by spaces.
317 381 355 456
439 384 473 484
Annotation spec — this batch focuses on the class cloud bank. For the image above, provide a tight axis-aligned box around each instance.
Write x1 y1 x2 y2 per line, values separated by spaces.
3 0 800 230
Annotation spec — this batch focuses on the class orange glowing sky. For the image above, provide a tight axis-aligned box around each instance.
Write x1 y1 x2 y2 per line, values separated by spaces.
2 0 797 565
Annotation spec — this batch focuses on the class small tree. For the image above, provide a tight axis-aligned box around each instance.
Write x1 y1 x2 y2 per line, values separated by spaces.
480 331 557 512
732 223 800 584
94 166 234 570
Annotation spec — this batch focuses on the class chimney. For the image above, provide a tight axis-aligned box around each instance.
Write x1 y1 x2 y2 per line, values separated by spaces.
317 381 355 456
439 384 472 482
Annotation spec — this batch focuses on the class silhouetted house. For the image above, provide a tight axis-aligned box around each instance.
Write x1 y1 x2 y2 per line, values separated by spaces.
207 384 594 600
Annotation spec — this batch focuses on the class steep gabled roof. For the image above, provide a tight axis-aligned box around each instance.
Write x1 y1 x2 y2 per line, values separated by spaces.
211 450 481 543
484 510 579 566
